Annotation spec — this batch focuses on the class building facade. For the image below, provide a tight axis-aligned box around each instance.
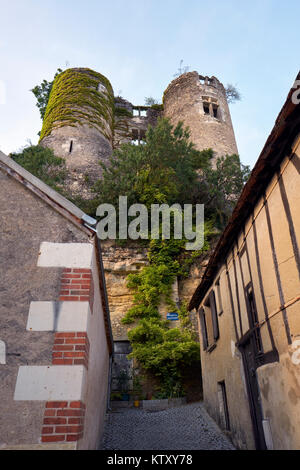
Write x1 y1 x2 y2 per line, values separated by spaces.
0 151 113 450
189 74 300 450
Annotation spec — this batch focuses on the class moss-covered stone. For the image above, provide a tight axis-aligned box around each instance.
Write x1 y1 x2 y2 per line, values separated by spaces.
40 68 115 142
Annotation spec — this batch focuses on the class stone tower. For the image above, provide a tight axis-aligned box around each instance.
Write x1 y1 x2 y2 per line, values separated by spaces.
39 68 114 198
163 71 238 160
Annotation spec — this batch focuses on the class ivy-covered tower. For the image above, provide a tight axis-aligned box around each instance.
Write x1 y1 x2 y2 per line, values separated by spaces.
40 68 114 198
163 71 238 161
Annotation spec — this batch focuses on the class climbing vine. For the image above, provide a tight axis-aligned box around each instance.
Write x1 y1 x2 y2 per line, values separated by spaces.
39 68 115 142
122 234 211 397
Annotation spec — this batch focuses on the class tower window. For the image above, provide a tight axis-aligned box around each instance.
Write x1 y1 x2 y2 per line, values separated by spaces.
98 83 106 94
69 140 73 153
203 103 210 115
213 106 218 119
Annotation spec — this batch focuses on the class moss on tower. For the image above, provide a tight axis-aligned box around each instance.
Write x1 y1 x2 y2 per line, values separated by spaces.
39 68 115 142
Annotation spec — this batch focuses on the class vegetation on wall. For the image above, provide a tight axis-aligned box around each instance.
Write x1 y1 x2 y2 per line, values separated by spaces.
39 68 115 142
94 117 250 229
93 118 249 396
9 145 66 192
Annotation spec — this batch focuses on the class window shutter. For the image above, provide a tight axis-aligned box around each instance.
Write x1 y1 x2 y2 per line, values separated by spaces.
199 308 208 350
209 290 219 341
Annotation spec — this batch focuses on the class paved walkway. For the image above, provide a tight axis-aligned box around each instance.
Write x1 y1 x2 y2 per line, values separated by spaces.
100 402 235 450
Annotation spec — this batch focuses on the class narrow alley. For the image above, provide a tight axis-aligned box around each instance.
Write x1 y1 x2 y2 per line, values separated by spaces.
100 402 235 450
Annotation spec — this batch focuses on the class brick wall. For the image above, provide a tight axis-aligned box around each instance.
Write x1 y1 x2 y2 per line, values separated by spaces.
41 401 85 443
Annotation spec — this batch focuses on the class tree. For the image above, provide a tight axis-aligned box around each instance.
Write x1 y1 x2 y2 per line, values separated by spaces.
144 97 159 106
225 84 241 104
9 145 66 191
31 68 63 120
173 60 190 78
94 117 249 229
94 118 212 210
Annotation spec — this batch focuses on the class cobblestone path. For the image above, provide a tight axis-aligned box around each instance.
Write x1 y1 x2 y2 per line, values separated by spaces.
100 402 235 450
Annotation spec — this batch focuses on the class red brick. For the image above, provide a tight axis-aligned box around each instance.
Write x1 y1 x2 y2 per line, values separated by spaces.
64 352 85 358
55 425 83 434
71 279 91 285
46 401 68 409
42 435 65 443
59 290 70 296
44 417 67 425
53 344 74 351
42 427 54 434
52 352 63 358
82 274 91 279
76 332 87 337
66 434 81 442
57 409 83 417
54 338 65 345
61 274 81 279
65 338 86 344
68 417 83 424
44 409 56 417
73 268 91 273
75 345 87 351
71 289 90 295
59 296 80 301
79 296 90 301
69 401 83 409
63 268 72 273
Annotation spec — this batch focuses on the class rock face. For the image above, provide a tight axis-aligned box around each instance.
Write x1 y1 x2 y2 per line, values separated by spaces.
163 71 238 162
101 240 210 341
101 241 149 341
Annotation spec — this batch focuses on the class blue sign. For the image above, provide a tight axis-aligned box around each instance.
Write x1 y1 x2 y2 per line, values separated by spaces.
167 312 179 321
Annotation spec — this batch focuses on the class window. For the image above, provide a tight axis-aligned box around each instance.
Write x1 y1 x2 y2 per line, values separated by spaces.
215 278 223 315
199 289 219 352
203 103 210 115
133 108 140 117
199 308 208 351
246 284 263 353
69 140 73 153
218 381 230 431
98 83 106 94
131 129 146 145
202 97 220 119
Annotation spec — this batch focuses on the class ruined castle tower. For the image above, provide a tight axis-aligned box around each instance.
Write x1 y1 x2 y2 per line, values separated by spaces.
163 71 238 160
39 68 115 197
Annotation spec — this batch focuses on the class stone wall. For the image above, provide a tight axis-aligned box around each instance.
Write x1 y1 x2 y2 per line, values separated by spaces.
163 72 238 162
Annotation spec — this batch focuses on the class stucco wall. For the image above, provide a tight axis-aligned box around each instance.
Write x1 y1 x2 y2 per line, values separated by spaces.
0 169 111 449
77 246 110 450
196 137 300 450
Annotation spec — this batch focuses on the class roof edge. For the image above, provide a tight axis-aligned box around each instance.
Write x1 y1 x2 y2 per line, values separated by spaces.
0 150 96 236
189 71 300 311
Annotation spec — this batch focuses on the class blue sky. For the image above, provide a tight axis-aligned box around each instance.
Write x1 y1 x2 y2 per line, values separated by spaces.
0 0 299 168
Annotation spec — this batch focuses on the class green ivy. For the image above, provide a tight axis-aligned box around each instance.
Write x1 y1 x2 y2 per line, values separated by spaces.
39 68 115 142
123 233 210 395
